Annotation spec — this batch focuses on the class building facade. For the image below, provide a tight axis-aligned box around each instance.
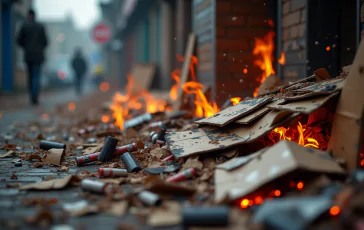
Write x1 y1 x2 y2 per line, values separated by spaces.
108 0 362 106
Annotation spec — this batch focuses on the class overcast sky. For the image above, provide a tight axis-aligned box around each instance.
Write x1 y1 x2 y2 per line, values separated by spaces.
34 0 101 29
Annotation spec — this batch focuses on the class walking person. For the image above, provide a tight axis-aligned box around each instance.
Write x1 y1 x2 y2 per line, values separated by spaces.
71 48 88 95
16 9 48 105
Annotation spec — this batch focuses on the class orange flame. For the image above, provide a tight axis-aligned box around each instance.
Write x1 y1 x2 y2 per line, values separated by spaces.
278 52 285 65
182 81 219 118
270 122 320 148
230 97 241 105
170 69 181 101
68 102 76 112
252 31 276 97
110 75 167 130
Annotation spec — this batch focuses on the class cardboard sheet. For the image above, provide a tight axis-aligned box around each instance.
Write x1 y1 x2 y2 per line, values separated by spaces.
43 148 65 166
195 97 272 127
267 92 340 114
284 75 316 90
20 175 80 190
328 40 364 170
166 110 298 158
215 140 345 202
314 68 331 80
131 64 156 93
173 34 196 112
235 107 271 125
258 74 282 96
284 78 345 101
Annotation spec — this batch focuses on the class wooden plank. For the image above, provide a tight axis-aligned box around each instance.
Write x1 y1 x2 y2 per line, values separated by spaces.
173 34 196 111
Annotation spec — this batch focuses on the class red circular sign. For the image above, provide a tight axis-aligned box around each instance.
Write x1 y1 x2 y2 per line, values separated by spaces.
92 23 112 44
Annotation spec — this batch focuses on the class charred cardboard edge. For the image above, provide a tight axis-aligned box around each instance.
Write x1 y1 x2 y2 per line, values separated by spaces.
267 92 340 114
195 97 272 127
328 40 364 170
235 107 271 125
215 140 345 203
166 111 300 159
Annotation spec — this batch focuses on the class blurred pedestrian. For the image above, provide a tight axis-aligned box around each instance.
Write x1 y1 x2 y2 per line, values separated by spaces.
71 48 88 95
16 9 48 105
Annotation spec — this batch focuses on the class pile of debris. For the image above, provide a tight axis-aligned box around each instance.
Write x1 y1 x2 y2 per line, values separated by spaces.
1 42 363 230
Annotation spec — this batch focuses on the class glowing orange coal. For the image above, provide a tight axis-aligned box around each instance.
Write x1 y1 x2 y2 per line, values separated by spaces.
253 31 276 97
270 122 320 148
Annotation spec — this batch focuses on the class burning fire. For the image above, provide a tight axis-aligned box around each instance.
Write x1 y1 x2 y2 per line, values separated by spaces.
230 97 241 105
252 31 285 97
110 75 168 130
170 69 181 101
182 82 219 118
270 122 320 149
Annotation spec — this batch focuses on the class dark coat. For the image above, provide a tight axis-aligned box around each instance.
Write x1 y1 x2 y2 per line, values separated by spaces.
71 54 87 77
16 20 48 64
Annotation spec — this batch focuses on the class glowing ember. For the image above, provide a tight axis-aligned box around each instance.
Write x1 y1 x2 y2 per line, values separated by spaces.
330 206 340 216
278 52 286 65
101 115 110 123
68 102 76 112
230 97 241 105
99 82 110 92
252 31 276 97
243 68 248 74
182 81 219 118
270 122 320 149
41 113 49 120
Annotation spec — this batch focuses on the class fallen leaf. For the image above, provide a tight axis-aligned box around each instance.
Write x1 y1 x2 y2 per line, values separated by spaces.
6 183 19 188
150 148 171 159
19 175 80 190
82 145 103 155
36 133 44 140
144 176 195 196
147 201 182 227
124 128 138 138
24 209 54 227
202 157 216 169
3 144 16 150
148 156 162 168
197 182 209 193
11 158 21 163
22 197 58 206
106 201 128 217
0 150 15 158
222 148 239 158
27 154 43 161
181 156 203 171
11 173 18 179
43 148 65 166
59 166 69 172
34 162 44 168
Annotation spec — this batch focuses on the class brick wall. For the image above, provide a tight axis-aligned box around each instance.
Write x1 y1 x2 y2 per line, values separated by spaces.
281 0 307 83
193 0 214 90
215 0 274 104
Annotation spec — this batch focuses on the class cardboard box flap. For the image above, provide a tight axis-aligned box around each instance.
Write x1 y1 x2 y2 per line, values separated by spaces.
131 64 156 93
215 140 344 202
215 149 266 171
235 107 271 125
267 92 340 114
328 40 364 170
258 74 282 96
195 97 272 127
284 78 345 101
284 75 316 90
166 110 298 158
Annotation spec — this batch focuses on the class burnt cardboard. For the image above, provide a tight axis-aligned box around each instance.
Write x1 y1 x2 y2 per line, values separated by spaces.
328 40 364 170
214 140 345 202
267 92 340 114
131 63 156 93
216 148 268 171
173 34 196 112
284 75 316 90
314 68 331 81
235 107 271 125
195 97 272 127
258 74 283 96
166 110 298 158
284 78 345 101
